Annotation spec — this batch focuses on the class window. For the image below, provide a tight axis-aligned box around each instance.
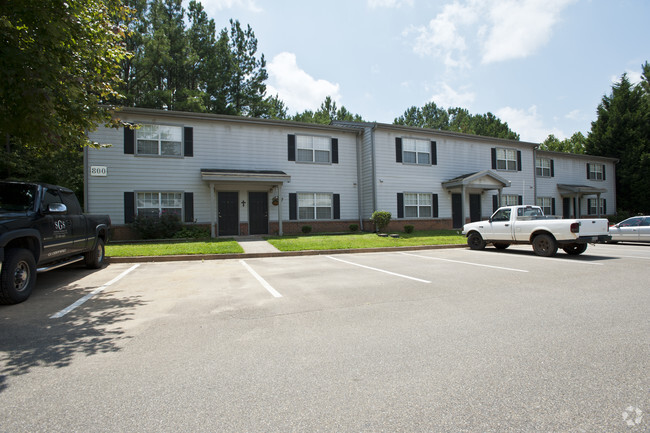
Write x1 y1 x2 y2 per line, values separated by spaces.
402 138 430 165
491 208 511 222
501 195 520 206
298 193 332 220
496 148 518 171
137 192 182 218
588 163 604 180
136 124 183 156
536 197 553 215
297 135 331 163
619 217 642 227
588 198 605 215
536 158 552 177
404 193 432 218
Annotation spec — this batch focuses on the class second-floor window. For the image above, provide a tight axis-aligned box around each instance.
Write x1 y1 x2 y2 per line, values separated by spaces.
536 158 552 177
403 139 431 165
136 125 183 156
496 148 518 171
588 163 605 180
297 135 331 163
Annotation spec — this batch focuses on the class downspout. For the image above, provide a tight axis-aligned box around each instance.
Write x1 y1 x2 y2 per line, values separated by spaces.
532 145 538 207
370 124 378 214
83 146 89 213
355 130 364 231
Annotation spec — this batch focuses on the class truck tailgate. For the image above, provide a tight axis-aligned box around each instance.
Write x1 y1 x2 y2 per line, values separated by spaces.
577 219 609 236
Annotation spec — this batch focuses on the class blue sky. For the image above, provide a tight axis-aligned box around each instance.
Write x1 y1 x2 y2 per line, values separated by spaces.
192 0 649 143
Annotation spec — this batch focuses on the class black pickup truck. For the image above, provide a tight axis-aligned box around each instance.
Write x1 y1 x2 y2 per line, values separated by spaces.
0 181 111 304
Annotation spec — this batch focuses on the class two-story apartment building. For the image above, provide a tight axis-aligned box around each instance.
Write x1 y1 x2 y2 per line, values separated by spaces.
85 107 617 239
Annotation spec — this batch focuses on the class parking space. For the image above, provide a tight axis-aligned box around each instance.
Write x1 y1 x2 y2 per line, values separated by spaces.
1 244 649 432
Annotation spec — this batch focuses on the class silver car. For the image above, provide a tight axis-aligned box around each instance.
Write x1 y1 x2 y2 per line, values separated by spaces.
609 216 650 242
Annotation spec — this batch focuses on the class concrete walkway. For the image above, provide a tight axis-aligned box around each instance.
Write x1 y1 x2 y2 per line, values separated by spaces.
233 235 280 253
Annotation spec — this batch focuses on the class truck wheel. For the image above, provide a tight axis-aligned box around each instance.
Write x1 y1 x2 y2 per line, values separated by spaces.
85 238 106 269
493 243 510 250
562 243 588 255
0 248 37 305
532 234 558 257
467 232 486 250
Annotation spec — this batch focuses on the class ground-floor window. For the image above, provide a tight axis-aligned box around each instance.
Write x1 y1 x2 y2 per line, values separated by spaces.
298 192 332 220
137 192 183 218
501 195 520 206
404 193 432 218
587 198 606 215
536 197 554 215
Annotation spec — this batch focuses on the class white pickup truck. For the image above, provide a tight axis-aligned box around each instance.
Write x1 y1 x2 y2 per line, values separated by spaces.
462 205 611 257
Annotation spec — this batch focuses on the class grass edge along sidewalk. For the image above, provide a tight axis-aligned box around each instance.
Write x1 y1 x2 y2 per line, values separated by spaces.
106 230 466 260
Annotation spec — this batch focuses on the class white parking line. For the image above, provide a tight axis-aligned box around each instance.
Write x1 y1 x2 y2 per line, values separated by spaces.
50 264 140 319
327 256 431 283
465 250 604 266
240 260 283 298
399 252 529 273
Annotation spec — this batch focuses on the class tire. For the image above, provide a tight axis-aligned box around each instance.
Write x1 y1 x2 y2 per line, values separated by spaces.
0 248 37 305
532 234 558 257
562 243 588 255
493 243 510 250
467 232 486 250
85 238 106 269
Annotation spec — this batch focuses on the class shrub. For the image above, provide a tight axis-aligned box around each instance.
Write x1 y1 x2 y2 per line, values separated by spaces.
301 225 312 234
173 225 210 239
370 211 392 232
130 213 183 239
404 225 414 234
349 224 359 232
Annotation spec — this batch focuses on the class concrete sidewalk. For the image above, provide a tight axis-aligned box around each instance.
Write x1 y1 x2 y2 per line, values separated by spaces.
233 236 280 254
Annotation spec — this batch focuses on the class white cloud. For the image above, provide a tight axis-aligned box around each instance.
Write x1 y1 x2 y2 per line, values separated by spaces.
407 0 575 67
368 0 413 8
266 52 341 113
611 69 644 85
199 0 262 13
565 109 581 120
495 105 564 142
430 82 475 108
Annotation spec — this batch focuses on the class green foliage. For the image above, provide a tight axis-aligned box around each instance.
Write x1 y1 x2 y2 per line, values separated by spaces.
291 96 364 124
349 224 359 232
370 211 392 232
106 239 243 256
404 225 415 234
585 63 650 214
394 102 519 140
173 224 210 239
130 213 183 239
301 225 312 234
1 0 130 179
540 132 586 154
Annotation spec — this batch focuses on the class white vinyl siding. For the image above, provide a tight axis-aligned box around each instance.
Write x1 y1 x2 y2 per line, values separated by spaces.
404 193 432 218
137 192 182 218
298 193 332 220
136 124 183 156
297 135 331 163
496 148 517 171
402 138 430 165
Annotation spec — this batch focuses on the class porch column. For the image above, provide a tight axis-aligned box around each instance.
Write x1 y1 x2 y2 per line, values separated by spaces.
596 192 602 217
461 184 466 225
210 183 216 238
277 184 283 236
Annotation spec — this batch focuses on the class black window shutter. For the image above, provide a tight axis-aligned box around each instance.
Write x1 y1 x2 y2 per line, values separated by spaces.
333 194 340 219
289 193 297 220
586 163 590 179
431 141 437 165
518 195 523 205
552 198 556 215
493 195 499 212
288 135 296 161
603 199 607 214
124 192 135 223
184 192 194 222
331 138 338 164
395 138 402 163
550 159 555 177
397 193 404 218
432 194 439 218
517 151 522 171
491 148 497 169
184 127 193 157
124 128 134 154
602 164 606 180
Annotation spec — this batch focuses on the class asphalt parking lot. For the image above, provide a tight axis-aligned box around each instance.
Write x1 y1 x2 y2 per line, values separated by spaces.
1 243 649 432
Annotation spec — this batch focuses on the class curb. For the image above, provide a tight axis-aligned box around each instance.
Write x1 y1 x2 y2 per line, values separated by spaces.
107 243 467 263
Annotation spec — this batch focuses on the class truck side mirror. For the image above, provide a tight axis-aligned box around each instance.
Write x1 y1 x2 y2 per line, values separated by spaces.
47 203 67 214
488 217 493 223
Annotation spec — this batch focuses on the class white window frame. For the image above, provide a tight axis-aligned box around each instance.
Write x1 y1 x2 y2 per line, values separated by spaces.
536 197 553 215
496 148 517 171
536 157 551 177
402 138 431 165
136 124 183 157
296 135 331 164
588 198 605 215
298 192 332 220
501 195 519 206
589 163 604 180
136 192 183 218
403 192 433 218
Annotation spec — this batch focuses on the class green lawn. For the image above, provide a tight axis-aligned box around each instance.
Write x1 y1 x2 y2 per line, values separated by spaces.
106 239 243 257
265 230 465 251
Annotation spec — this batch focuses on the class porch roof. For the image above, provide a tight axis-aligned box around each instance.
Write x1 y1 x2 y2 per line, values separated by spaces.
557 184 607 195
442 170 511 190
201 169 291 184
